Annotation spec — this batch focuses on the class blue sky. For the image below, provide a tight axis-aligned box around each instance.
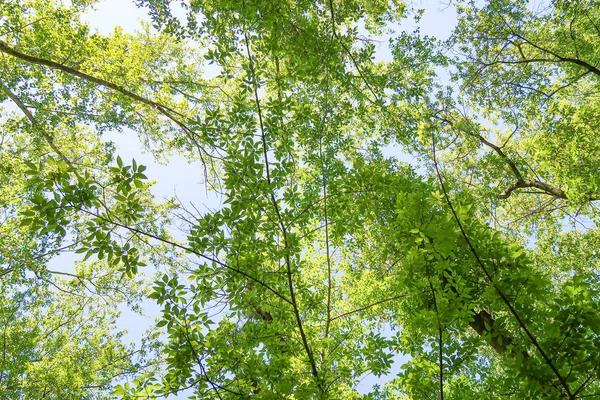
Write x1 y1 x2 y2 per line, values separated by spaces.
75 0 458 397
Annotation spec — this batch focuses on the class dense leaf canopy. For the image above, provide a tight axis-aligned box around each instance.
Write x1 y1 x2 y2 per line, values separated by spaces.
1 0 600 398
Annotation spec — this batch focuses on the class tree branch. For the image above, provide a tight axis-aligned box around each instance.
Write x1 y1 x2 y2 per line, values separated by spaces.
241 20 321 388
329 294 409 322
0 39 183 117
510 34 600 78
0 39 209 160
431 135 573 398
475 133 524 182
76 206 292 306
320 137 333 339
499 179 567 200
0 81 75 170
427 277 444 400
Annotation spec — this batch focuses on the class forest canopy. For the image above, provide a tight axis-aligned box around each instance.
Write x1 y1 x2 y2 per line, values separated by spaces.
1 0 600 398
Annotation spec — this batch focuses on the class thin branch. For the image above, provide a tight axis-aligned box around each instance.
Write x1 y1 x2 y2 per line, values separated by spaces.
427 277 444 400
241 17 321 388
76 206 292 306
329 294 409 322
500 110 519 148
572 366 598 397
321 137 333 339
180 315 230 399
327 0 380 104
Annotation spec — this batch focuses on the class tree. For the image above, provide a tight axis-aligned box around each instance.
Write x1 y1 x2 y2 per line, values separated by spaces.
1 0 599 398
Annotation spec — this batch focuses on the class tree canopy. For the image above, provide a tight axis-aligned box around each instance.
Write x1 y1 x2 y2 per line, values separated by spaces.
1 0 600 398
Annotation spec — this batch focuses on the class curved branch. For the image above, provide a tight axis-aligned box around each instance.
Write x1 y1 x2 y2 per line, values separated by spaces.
469 128 570 201
475 133 524 182
0 40 182 117
499 179 567 200
510 34 600 78
0 40 209 159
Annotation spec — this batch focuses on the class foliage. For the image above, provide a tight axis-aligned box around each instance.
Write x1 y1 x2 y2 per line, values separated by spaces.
1 0 600 398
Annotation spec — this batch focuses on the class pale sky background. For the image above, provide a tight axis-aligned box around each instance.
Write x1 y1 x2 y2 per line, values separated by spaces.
71 0 458 397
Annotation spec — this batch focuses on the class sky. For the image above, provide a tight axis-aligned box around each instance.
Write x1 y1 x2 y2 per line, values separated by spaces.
72 0 459 397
